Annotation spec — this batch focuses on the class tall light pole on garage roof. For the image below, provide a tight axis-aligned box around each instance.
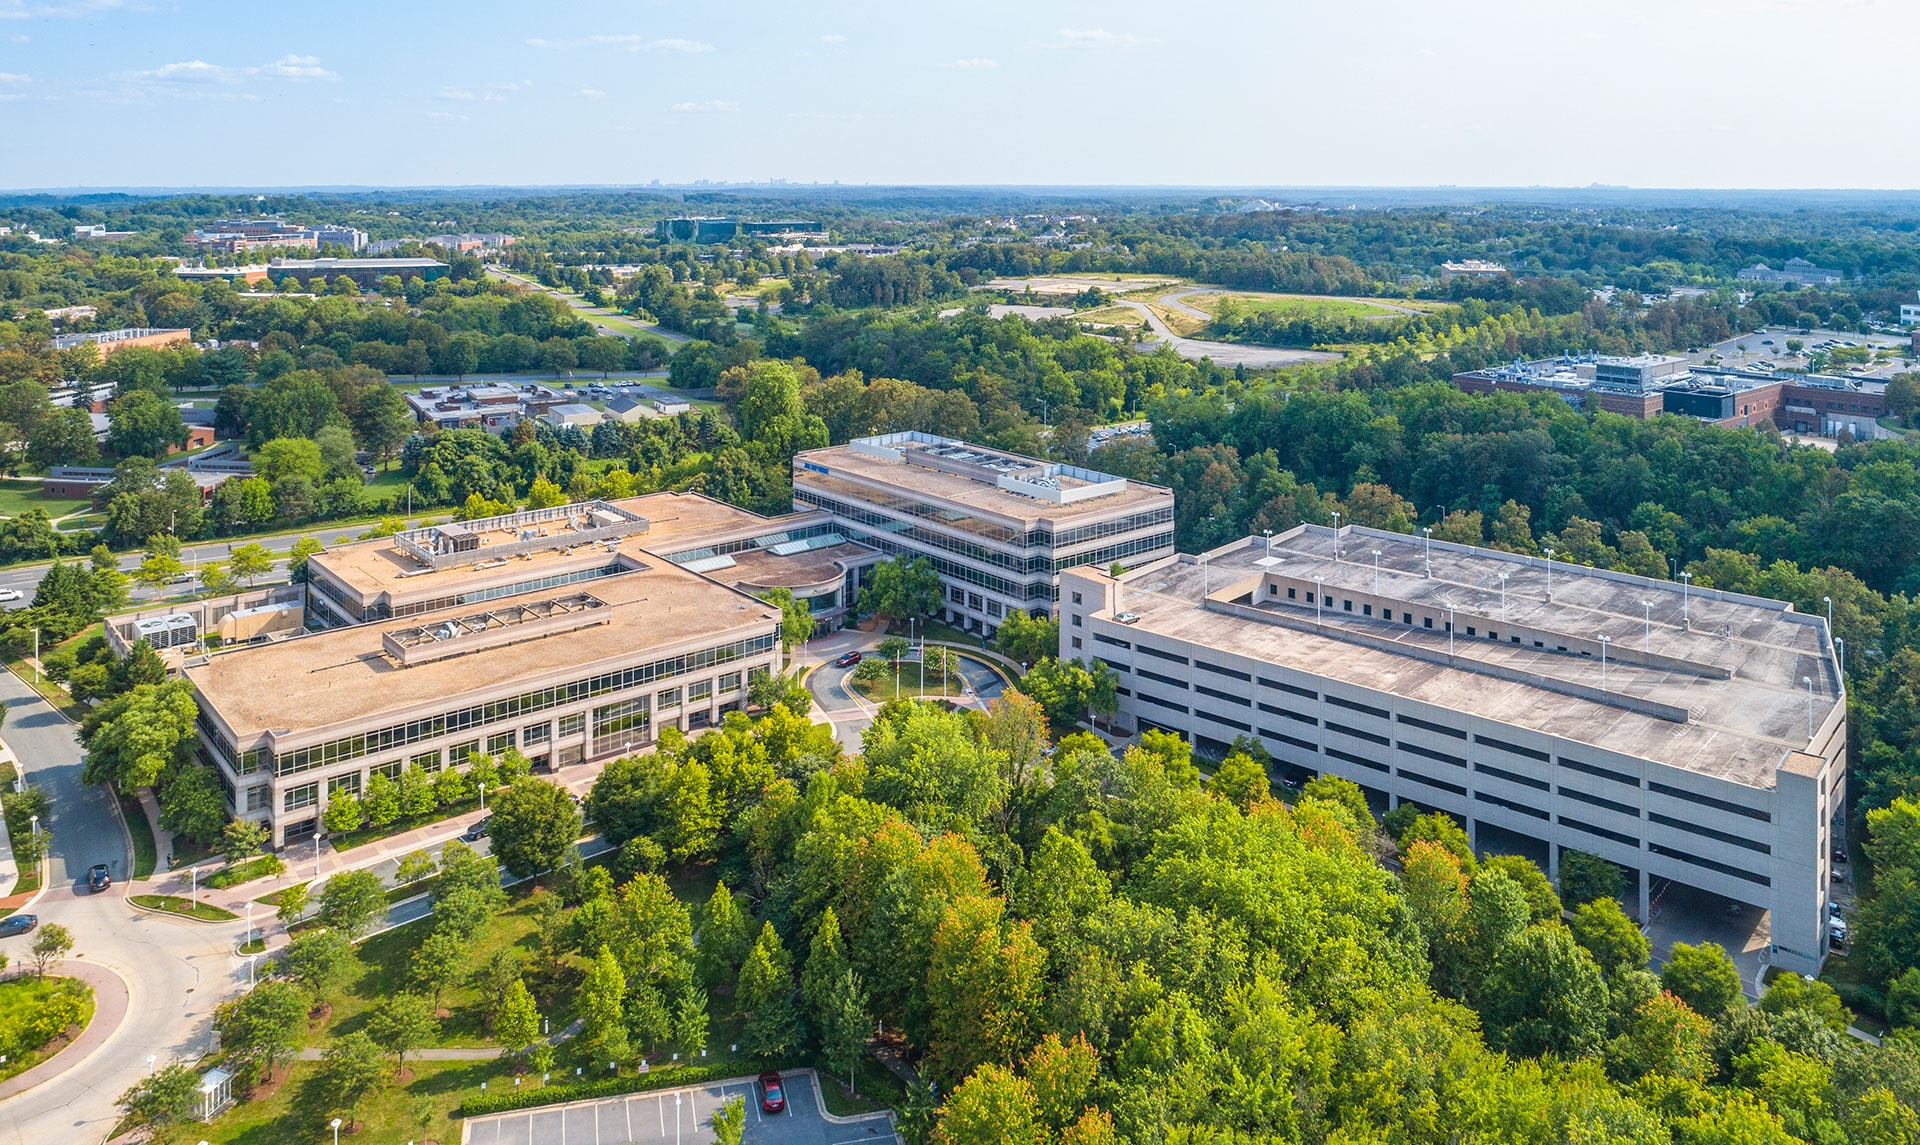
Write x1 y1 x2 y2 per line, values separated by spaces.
1824 595 1833 635
1262 528 1273 559
1544 548 1556 601
1329 511 1341 560
1370 549 1381 595
1803 676 1815 740
1421 527 1432 577
1598 634 1610 692
1836 636 1846 678
1679 570 1693 626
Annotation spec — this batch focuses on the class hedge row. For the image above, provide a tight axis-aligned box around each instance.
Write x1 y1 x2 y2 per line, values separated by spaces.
458 1061 760 1117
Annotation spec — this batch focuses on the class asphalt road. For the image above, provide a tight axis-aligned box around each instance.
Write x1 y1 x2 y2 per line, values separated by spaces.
1115 299 1342 369
486 268 689 345
0 668 246 1145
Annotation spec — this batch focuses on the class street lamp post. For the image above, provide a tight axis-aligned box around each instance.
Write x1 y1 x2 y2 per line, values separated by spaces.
1825 595 1833 632
1330 511 1342 560
331 1117 343 1145
1598 634 1610 692
1803 676 1815 740
1422 528 1433 576
1544 548 1556 601
1837 637 1847 678
147 1054 156 1077
1314 576 1324 626
1262 529 1273 560
1370 549 1381 595
1679 571 1693 626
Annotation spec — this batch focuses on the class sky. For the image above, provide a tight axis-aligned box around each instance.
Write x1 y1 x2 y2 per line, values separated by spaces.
3 0 1918 190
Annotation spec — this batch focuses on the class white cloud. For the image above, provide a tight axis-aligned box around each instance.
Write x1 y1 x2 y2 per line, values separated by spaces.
820 33 845 43
528 34 712 53
576 88 606 99
116 53 340 92
671 99 737 113
1056 28 1148 47
261 54 339 81
0 0 122 19
438 86 502 103
951 57 997 69
0 71 27 83
425 110 467 122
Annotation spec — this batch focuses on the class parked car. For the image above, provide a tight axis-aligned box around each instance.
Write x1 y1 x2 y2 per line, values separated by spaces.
759 1070 786 1114
87 864 111 892
461 816 493 842
834 651 863 668
0 914 37 937
1829 920 1849 947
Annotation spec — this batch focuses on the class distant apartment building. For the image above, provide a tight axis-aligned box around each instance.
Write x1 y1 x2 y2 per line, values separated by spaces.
49 327 192 357
792 432 1175 637
1898 292 1920 326
1737 258 1844 286
1440 259 1509 280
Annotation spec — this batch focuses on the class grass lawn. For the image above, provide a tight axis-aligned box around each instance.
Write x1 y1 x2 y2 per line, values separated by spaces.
1 622 98 721
0 976 94 1085
1183 291 1401 321
327 795 482 852
201 1057 513 1145
0 479 89 521
206 854 287 890
1073 305 1146 327
818 1055 905 1117
254 880 308 907
851 662 967 705
131 893 239 921
119 792 156 879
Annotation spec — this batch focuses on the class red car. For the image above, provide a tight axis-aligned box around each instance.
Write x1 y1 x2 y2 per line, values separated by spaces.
759 1070 786 1114
834 651 863 668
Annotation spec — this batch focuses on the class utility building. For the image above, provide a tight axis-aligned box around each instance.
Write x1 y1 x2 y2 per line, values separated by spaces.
1060 524 1845 974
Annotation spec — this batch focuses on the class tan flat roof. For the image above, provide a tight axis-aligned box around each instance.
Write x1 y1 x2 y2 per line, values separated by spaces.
724 542 872 591
796 443 1171 527
1107 527 1841 789
188 560 777 741
607 492 824 548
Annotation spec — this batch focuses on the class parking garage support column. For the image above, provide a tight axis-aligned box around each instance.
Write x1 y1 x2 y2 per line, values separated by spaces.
1548 843 1559 884
1638 865 1652 925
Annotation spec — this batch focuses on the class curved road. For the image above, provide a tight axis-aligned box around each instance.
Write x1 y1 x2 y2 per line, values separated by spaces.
0 668 244 1145
808 650 1006 750
1116 299 1342 369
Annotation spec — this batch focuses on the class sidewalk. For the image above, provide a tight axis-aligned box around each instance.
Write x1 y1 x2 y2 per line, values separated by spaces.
160 756 619 924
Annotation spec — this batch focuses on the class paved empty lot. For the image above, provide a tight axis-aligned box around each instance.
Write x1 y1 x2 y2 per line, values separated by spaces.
463 1071 897 1145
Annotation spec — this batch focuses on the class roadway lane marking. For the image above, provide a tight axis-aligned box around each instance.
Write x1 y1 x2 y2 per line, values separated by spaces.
659 1093 667 1134
626 1094 634 1142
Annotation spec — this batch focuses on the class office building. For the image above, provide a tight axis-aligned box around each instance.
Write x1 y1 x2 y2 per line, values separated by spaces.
404 383 565 433
1451 356 1888 438
71 224 135 241
1738 258 1844 286
264 257 449 289
48 327 192 357
793 432 1174 637
656 217 827 244
1060 524 1844 974
191 499 794 846
1440 259 1509 280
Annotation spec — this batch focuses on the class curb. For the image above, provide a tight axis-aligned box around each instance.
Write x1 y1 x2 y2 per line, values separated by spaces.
0 959 134 1105
795 1067 900 1131
126 896 239 925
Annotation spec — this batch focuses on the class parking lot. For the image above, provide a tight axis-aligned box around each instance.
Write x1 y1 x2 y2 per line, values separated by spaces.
462 1070 898 1145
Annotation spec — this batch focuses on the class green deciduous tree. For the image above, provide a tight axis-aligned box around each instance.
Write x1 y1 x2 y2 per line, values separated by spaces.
1661 941 1745 1021
410 929 467 1006
1480 923 1610 1059
1570 897 1651 978
1559 849 1626 907
29 922 72 977
281 929 353 994
859 555 942 628
697 881 749 993
219 979 308 1082
367 992 438 1073
932 1063 1043 1145
580 946 629 1061
495 978 540 1056
319 869 387 939
221 818 268 866
116 1062 201 1145
487 777 579 879
80 680 199 793
735 921 799 1057
316 1030 387 1126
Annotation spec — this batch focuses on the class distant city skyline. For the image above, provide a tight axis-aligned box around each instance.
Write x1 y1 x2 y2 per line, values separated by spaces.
3 0 1917 190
